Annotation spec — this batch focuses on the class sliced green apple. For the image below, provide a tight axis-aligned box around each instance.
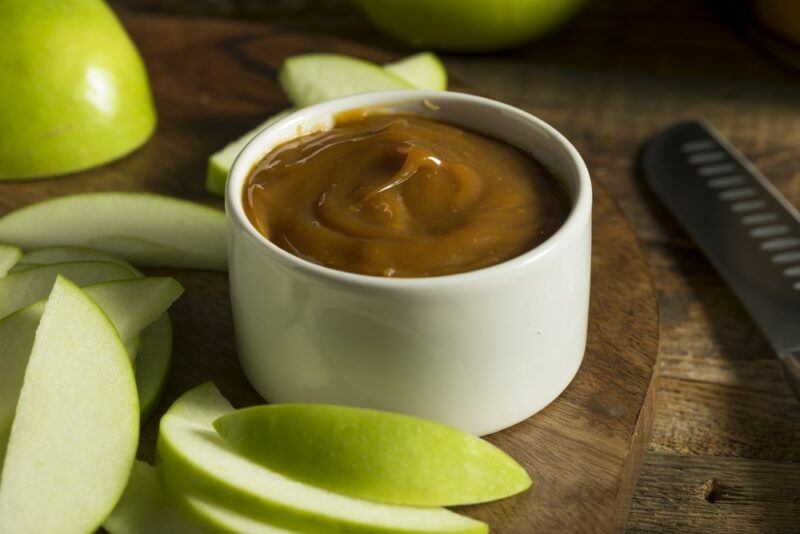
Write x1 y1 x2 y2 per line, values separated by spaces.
157 383 486 533
214 404 531 506
384 52 447 90
0 192 227 270
137 314 173 420
105 461 291 534
0 260 137 319
0 277 139 533
15 245 140 273
0 0 156 179
279 53 413 108
0 277 181 461
206 109 295 197
0 243 21 276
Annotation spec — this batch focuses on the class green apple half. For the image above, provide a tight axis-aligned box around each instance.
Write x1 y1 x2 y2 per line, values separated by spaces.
0 244 21 276
0 277 139 533
353 0 585 52
0 193 227 270
158 383 487 533
0 0 156 180
0 277 182 462
214 404 531 507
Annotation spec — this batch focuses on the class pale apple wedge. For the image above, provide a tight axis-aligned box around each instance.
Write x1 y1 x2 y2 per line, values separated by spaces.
0 193 226 270
14 245 140 273
0 243 21 276
206 109 294 197
0 277 182 456
158 383 487 534
214 404 531 506
0 277 139 533
384 52 447 91
0 260 137 319
105 461 292 534
137 314 173 420
279 54 413 108
81 277 183 353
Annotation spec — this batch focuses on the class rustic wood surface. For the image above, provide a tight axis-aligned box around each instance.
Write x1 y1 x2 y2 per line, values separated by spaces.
0 8 661 534
112 0 800 532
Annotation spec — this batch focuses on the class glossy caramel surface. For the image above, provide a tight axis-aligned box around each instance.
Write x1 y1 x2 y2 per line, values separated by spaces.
243 112 570 277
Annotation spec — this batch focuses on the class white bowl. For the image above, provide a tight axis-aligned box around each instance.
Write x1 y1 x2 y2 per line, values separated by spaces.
226 90 592 435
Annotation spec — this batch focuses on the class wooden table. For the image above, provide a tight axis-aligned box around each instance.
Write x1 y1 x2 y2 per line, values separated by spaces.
114 1 800 531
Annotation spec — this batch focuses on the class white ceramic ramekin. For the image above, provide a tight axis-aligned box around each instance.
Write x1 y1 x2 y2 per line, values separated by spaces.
226 90 591 436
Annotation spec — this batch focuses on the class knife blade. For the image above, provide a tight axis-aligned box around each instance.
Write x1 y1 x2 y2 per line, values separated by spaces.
643 119 800 398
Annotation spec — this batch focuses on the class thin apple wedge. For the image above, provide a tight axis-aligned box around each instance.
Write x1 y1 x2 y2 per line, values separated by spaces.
0 277 139 533
214 404 531 506
279 54 413 108
14 245 141 273
206 109 295 197
105 461 291 534
136 314 173 420
0 276 182 454
384 52 447 91
157 383 487 534
0 260 137 319
0 193 226 270
0 244 21 276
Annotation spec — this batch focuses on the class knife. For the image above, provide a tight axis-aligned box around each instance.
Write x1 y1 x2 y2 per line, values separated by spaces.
643 119 800 399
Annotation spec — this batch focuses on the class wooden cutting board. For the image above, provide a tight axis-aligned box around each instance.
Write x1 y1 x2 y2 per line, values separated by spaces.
0 13 660 533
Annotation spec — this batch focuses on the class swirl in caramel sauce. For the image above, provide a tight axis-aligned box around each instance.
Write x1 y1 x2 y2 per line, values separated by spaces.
243 111 570 277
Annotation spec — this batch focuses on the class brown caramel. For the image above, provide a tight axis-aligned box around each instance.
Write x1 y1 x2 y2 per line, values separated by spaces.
243 112 570 277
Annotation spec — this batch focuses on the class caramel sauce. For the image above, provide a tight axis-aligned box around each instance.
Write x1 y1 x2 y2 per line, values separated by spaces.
243 112 570 277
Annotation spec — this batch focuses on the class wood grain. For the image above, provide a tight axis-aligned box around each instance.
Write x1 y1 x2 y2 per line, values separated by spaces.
0 12 659 533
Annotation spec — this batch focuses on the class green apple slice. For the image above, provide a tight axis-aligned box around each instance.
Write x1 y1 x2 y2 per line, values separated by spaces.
214 404 531 506
0 192 226 270
0 277 139 533
158 383 487 534
206 109 295 197
384 52 447 91
105 461 291 534
137 314 173 420
0 244 21 276
15 245 140 273
279 53 413 108
0 260 137 319
0 277 181 461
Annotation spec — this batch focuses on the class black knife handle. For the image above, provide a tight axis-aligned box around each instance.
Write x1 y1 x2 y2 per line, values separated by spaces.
783 351 800 399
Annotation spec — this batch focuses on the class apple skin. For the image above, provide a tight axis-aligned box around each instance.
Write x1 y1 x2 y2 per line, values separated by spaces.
214 404 531 507
353 0 585 52
0 0 156 179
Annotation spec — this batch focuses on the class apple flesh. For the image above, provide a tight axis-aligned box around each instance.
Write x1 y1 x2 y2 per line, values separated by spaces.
158 383 487 533
214 404 531 506
105 461 291 534
0 260 137 319
0 244 21 276
0 277 139 533
353 0 585 52
136 314 173 420
0 0 156 179
279 53 413 108
384 52 448 91
0 276 181 460
0 193 227 270
15 245 141 274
